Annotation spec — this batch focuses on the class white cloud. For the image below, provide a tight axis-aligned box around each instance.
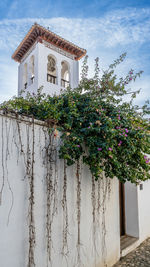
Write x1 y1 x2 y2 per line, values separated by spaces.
0 8 150 50
0 8 150 104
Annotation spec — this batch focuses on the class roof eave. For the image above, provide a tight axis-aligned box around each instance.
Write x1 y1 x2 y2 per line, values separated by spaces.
11 24 86 62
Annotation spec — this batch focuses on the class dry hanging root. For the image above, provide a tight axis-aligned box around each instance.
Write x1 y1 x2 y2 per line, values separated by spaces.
53 148 58 217
97 178 101 218
76 160 81 266
27 121 36 267
0 117 5 205
91 175 97 254
45 133 54 264
61 160 69 257
44 131 58 265
101 174 110 267
5 118 14 225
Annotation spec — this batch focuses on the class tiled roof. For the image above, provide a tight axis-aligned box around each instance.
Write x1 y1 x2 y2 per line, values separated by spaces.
12 23 86 62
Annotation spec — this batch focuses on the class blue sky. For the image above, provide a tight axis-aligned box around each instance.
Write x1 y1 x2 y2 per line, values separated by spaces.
0 0 150 106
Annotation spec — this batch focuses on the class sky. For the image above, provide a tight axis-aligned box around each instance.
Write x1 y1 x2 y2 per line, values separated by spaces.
0 0 150 106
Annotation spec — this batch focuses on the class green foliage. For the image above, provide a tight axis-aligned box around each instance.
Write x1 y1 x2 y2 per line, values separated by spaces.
1 54 150 183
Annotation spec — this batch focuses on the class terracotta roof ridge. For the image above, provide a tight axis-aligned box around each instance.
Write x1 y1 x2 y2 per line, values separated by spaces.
12 23 87 62
35 23 86 53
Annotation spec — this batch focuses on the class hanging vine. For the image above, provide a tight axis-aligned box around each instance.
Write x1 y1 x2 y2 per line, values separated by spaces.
0 116 5 205
45 132 54 264
0 53 149 267
91 175 97 256
91 172 111 266
53 147 58 218
0 117 5 205
16 118 24 154
101 175 110 267
61 159 69 258
76 160 81 266
42 128 59 265
27 120 36 267
97 177 101 219
5 117 14 225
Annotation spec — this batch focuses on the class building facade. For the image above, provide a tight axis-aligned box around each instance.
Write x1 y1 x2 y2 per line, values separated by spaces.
1 23 149 267
12 23 86 96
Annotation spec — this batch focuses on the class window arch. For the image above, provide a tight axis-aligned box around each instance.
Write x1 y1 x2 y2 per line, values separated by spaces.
30 55 34 84
61 61 70 88
23 63 28 89
47 55 57 84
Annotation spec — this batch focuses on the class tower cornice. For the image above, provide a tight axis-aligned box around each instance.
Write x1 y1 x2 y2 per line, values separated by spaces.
12 23 86 62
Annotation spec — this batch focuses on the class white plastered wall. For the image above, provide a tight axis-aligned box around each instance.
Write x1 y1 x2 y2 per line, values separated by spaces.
0 113 120 267
18 43 39 96
124 182 139 238
125 179 150 243
137 180 150 241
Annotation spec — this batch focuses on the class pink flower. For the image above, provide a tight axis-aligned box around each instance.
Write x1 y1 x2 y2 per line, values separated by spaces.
144 155 147 159
118 140 122 146
76 145 80 148
118 116 121 120
109 155 113 158
108 147 113 151
125 134 127 137
146 160 149 164
98 148 102 151
129 77 132 81
125 128 128 133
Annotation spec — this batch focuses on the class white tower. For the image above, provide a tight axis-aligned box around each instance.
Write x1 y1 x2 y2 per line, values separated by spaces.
12 23 86 96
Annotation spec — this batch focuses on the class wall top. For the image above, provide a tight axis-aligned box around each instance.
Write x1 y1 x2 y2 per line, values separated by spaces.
12 23 86 63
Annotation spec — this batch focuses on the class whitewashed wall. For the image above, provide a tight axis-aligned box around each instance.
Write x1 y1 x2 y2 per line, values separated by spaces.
125 179 150 244
0 113 120 267
138 180 150 241
125 182 139 238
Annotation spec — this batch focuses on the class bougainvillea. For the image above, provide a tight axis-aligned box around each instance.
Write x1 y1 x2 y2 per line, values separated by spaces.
1 53 150 184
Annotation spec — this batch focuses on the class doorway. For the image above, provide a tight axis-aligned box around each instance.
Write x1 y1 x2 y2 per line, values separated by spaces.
119 181 139 255
119 181 125 236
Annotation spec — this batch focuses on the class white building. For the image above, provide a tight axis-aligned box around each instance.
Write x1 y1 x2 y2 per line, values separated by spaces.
12 23 86 96
0 24 150 267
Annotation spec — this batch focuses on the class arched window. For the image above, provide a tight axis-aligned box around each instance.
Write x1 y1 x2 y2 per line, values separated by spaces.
47 55 57 84
30 55 34 84
61 61 70 88
23 63 28 89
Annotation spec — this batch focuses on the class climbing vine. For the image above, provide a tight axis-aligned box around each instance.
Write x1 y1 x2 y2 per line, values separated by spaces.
5 117 14 225
0 117 5 205
0 54 150 267
1 53 150 184
44 130 59 264
27 120 36 267
76 160 81 266
61 160 69 258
